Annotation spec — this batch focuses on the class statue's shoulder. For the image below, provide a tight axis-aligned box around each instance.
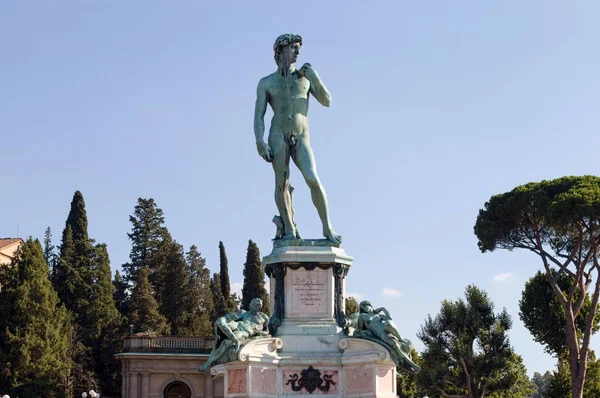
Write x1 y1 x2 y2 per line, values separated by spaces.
223 309 245 321
258 72 277 88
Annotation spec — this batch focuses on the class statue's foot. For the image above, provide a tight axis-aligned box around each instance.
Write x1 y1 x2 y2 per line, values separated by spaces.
294 223 302 239
199 364 209 372
323 226 342 244
282 233 296 240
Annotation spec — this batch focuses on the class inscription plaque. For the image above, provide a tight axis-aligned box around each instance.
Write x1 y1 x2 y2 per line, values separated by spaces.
292 268 328 315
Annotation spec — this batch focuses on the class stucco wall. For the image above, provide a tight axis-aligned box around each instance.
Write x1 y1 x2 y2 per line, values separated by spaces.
118 353 224 398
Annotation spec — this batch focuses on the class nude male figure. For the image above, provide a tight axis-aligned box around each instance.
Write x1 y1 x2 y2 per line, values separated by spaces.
199 298 269 371
254 34 342 244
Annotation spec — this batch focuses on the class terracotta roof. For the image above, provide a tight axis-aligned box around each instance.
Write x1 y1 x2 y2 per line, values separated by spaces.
0 238 22 249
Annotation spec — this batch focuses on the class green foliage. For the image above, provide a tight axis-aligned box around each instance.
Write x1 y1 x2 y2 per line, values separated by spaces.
65 191 89 245
123 198 169 286
129 267 170 335
151 239 215 336
210 272 227 321
396 350 426 398
52 191 95 321
219 241 236 313
87 244 124 396
417 285 524 398
52 224 91 318
474 176 600 397
153 238 190 335
51 192 97 393
544 354 600 398
546 361 571 398
180 245 213 336
50 191 126 395
113 269 130 317
520 270 600 357
241 240 270 314
0 238 72 397
43 226 58 271
486 353 537 398
531 371 552 397
345 296 359 317
474 176 600 254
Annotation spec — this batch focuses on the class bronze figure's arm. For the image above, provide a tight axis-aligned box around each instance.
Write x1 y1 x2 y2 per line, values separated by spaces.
253 78 272 162
299 63 331 107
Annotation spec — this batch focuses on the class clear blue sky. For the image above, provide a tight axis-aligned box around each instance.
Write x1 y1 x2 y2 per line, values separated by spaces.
2 1 599 377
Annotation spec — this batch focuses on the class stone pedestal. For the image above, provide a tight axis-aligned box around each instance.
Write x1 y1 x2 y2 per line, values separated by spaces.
265 241 353 342
212 240 397 397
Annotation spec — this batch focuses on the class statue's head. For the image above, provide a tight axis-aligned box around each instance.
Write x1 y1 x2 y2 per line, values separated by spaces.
359 300 373 313
249 298 263 314
273 33 302 66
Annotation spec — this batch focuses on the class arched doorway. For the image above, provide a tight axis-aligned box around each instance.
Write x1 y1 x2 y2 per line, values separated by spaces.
164 381 191 398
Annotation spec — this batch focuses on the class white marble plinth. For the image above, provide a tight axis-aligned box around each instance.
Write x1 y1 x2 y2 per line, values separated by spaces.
215 338 397 397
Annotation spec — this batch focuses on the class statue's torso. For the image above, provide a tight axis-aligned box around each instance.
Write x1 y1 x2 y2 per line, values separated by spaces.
236 312 266 334
264 72 311 136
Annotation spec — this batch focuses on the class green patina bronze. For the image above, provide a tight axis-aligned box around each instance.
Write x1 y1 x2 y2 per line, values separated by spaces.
199 298 269 371
254 34 341 244
346 301 421 374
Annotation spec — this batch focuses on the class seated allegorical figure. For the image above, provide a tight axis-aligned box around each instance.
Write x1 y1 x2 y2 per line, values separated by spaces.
199 298 270 371
346 300 421 374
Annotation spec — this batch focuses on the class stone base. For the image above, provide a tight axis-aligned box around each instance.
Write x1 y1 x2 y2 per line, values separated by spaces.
210 240 396 396
213 338 397 397
263 242 353 337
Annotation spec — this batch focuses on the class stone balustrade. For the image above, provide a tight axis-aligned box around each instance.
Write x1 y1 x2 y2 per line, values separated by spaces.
122 335 214 354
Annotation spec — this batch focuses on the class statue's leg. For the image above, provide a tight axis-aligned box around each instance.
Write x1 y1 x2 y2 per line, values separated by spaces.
292 136 341 243
199 340 233 371
384 321 405 344
270 133 295 238
215 318 237 341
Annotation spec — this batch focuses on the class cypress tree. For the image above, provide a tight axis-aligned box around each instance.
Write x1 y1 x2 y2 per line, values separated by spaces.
51 191 123 395
241 240 270 314
129 267 170 335
219 241 235 312
65 191 89 244
210 273 227 321
51 225 77 310
43 226 58 272
113 270 130 317
52 224 90 394
88 244 123 396
0 238 72 397
122 198 169 286
53 191 93 320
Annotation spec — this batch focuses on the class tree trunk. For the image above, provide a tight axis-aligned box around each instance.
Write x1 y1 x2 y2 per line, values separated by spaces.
572 372 585 398
565 308 586 398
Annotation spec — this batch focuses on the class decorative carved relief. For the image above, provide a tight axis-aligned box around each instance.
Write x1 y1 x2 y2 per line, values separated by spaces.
285 366 336 394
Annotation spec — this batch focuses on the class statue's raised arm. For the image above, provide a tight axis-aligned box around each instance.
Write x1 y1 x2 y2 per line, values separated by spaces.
299 63 331 107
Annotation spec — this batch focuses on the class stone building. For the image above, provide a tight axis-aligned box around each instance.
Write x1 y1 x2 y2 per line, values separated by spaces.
0 238 23 266
0 238 23 291
116 335 224 398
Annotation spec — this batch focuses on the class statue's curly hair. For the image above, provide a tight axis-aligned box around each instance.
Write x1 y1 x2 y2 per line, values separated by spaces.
359 300 373 313
250 297 263 310
273 33 302 65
